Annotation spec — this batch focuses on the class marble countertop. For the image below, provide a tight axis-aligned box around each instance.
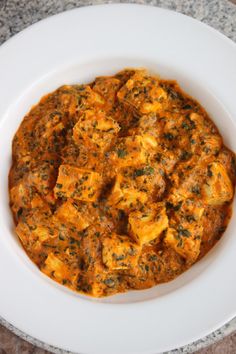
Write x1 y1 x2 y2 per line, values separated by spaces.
0 0 236 353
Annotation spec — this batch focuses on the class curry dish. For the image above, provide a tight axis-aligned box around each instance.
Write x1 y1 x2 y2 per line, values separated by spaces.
9 69 236 297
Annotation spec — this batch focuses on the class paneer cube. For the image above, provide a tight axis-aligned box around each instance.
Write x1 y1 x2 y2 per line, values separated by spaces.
202 162 233 205
115 69 136 85
54 200 90 231
129 204 168 245
91 273 121 297
73 109 120 151
10 182 31 216
137 114 158 131
27 161 57 196
93 76 121 108
117 71 167 114
169 158 209 199
189 113 205 132
167 196 205 224
75 85 105 107
15 210 58 249
34 110 65 140
201 135 222 155
108 174 147 211
141 133 158 150
30 193 53 212
108 164 166 210
76 271 120 297
165 215 203 264
129 114 159 142
102 233 141 270
109 135 149 168
156 148 178 174
42 122 65 139
41 253 70 282
54 164 102 202
59 84 105 116
89 277 114 297
58 86 78 115
165 226 201 264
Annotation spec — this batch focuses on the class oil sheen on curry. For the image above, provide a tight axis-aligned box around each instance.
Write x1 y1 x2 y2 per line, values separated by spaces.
9 69 236 297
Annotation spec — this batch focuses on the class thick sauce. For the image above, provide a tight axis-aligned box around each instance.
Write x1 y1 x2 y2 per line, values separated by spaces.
9 69 236 297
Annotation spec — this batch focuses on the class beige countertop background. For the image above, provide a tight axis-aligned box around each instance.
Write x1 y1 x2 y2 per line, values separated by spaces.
0 0 236 353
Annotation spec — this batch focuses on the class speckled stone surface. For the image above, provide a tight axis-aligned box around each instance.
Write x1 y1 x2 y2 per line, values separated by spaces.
0 0 236 353
0 0 236 45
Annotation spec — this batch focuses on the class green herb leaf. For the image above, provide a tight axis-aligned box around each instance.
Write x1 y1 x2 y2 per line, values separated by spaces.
207 165 213 177
178 225 191 237
163 133 175 141
134 166 154 177
180 151 192 161
182 104 192 110
166 201 182 211
117 149 128 158
191 185 201 195
104 278 116 287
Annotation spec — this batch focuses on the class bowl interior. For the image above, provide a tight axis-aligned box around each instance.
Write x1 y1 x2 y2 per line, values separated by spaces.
1 57 235 304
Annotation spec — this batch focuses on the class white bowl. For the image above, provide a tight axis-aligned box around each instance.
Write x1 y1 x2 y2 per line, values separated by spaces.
0 4 236 353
